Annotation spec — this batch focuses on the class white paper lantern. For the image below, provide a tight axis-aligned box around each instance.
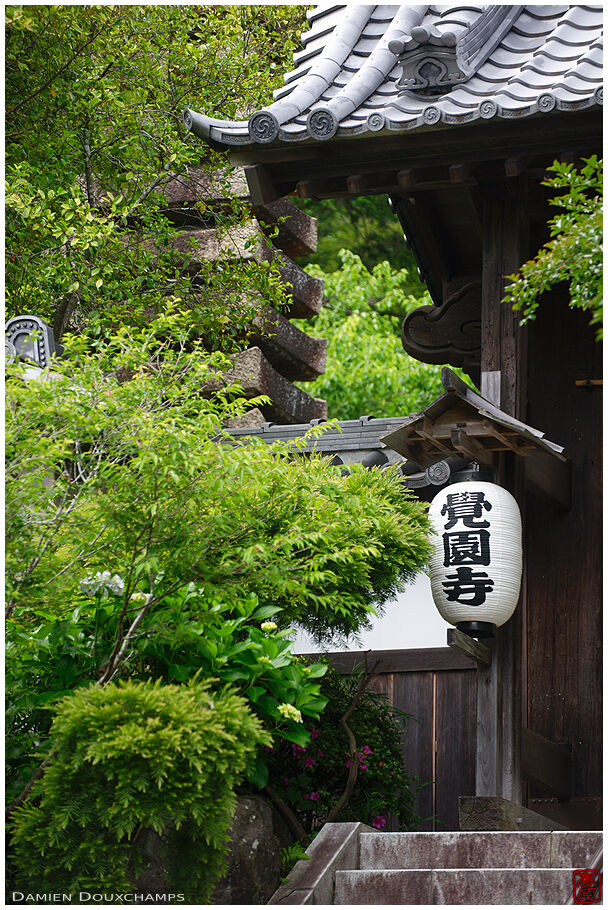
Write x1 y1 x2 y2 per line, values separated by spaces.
428 481 522 637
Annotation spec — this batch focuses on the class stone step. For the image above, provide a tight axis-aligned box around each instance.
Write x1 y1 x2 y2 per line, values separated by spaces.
334 868 581 905
206 346 327 424
359 830 602 871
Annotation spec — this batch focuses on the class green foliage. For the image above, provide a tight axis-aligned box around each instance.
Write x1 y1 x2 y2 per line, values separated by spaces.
9 679 268 900
298 195 426 284
6 311 431 807
6 311 431 634
266 667 422 835
121 587 329 787
280 842 311 881
296 250 449 419
504 156 603 339
5 4 306 341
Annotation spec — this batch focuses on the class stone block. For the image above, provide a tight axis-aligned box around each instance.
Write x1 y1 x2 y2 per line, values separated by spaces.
223 407 266 429
275 253 323 317
459 796 567 831
161 167 249 207
359 831 553 870
430 868 575 905
550 831 603 869
145 224 323 317
253 197 318 258
168 223 264 265
334 869 432 905
251 305 326 381
211 796 282 905
209 347 327 424
269 822 373 905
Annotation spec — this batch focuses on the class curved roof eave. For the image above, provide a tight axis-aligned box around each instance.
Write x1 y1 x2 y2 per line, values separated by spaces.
184 4 603 152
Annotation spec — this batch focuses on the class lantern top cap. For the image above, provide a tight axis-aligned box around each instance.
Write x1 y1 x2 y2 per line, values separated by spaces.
380 367 566 470
184 4 603 151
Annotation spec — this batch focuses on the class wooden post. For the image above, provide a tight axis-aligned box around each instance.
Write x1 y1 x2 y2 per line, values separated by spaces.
478 177 529 803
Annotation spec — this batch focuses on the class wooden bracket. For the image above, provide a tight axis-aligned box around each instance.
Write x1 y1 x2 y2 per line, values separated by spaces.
346 174 367 194
521 726 572 797
244 164 281 206
451 426 494 465
523 450 571 511
397 168 418 190
449 162 473 184
447 628 492 669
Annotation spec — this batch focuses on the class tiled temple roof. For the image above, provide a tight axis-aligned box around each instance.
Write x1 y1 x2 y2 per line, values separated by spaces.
185 4 603 148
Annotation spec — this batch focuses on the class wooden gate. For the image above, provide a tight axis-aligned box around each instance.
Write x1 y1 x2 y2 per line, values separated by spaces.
321 648 478 831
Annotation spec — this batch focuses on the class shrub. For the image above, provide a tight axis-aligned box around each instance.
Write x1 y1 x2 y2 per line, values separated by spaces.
265 666 422 836
9 679 268 901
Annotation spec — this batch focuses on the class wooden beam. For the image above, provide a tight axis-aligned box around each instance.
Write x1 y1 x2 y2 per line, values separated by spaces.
418 419 454 456
302 647 475 674
481 420 534 456
243 164 281 206
296 180 314 199
521 726 572 797
523 450 571 511
476 637 499 795
451 427 494 464
447 629 492 668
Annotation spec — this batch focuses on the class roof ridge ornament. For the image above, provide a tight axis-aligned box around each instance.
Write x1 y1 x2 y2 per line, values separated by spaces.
389 5 525 97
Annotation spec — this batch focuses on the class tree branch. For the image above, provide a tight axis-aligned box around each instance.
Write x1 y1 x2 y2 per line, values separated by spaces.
326 661 378 823
8 20 114 117
263 783 307 842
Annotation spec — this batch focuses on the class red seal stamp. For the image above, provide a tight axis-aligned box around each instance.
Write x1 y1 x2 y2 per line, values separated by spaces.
572 869 602 904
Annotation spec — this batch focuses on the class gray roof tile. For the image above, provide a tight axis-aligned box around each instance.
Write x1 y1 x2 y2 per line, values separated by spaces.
185 5 603 148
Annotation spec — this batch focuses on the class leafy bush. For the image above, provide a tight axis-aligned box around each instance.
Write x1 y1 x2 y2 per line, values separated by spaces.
5 4 306 341
6 311 431 831
9 679 268 900
265 666 422 836
6 310 431 639
295 250 448 419
504 156 602 339
6 588 328 803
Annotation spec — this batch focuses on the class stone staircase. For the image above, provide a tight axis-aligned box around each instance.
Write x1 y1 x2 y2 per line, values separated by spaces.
270 823 602 905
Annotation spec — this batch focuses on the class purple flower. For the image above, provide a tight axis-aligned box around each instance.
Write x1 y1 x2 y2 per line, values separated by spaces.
359 763 368 771
291 743 307 757
310 728 320 739
308 791 320 801
361 745 372 755
371 815 387 829
317 749 324 757
304 757 316 769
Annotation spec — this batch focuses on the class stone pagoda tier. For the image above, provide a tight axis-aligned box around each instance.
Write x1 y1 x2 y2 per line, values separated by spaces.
158 166 328 425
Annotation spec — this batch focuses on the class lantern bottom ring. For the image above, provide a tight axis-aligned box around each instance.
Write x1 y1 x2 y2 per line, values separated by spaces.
456 621 496 640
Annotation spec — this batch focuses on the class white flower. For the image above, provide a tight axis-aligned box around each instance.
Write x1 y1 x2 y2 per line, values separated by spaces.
130 591 148 604
278 703 302 723
261 621 278 633
79 570 125 598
